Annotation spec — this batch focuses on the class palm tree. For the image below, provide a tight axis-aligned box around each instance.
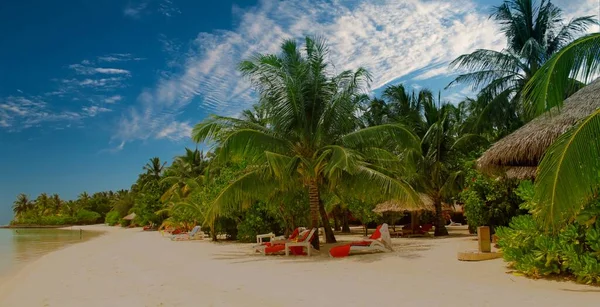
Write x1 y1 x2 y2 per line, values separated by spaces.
384 84 432 135
50 194 62 215
35 193 51 215
144 157 167 179
12 193 31 217
522 33 600 229
193 37 421 248
400 100 483 235
448 0 595 133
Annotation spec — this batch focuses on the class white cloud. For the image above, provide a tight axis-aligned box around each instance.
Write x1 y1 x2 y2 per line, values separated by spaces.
554 0 600 33
124 2 148 18
105 95 123 104
116 0 504 143
82 106 112 117
158 0 180 17
156 121 192 140
97 53 145 62
69 64 130 75
0 96 85 131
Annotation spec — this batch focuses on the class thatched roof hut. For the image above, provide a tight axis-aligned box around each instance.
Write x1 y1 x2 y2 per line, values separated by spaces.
477 79 600 179
373 194 434 213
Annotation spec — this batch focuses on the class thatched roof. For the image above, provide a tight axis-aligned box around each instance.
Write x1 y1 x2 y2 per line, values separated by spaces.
477 79 600 179
373 194 434 213
122 213 137 221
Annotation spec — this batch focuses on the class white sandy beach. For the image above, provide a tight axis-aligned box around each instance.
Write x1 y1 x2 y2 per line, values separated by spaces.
0 225 598 307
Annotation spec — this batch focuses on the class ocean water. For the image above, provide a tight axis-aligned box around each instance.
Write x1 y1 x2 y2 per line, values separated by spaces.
0 228 102 277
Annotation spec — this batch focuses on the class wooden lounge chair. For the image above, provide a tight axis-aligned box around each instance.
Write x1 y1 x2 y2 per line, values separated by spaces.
171 226 204 241
329 224 393 258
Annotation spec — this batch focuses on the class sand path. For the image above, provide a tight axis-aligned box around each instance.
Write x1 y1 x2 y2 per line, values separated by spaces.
0 225 598 306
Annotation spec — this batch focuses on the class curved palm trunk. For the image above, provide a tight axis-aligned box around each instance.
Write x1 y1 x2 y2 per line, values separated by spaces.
433 198 448 236
308 180 321 250
319 201 337 243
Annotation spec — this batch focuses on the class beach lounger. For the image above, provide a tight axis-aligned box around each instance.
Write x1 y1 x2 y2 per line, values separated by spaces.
171 225 204 241
255 228 316 256
254 227 306 247
285 228 318 256
329 224 393 258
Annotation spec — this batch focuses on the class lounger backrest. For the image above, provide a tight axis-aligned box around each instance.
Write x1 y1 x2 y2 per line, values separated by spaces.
379 223 392 248
289 227 301 240
190 226 201 235
297 228 316 243
369 225 383 240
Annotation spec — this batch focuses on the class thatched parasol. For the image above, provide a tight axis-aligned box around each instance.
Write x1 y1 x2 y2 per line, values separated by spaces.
122 213 137 221
477 79 600 179
373 194 434 213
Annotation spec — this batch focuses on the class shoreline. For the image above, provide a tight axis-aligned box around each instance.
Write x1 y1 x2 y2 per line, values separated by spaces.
0 225 109 298
1 226 599 306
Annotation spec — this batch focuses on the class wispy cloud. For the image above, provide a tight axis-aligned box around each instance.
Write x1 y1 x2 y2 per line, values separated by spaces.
69 63 130 75
124 2 148 19
124 0 180 19
116 0 505 144
105 95 123 104
156 121 192 140
97 53 145 62
0 96 83 131
82 106 112 117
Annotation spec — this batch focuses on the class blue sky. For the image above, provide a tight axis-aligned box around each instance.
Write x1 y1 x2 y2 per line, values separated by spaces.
0 0 595 224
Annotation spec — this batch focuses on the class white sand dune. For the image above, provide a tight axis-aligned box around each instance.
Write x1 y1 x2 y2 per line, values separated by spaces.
0 225 598 307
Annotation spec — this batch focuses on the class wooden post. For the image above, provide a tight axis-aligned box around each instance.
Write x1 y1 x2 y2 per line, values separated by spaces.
477 226 491 253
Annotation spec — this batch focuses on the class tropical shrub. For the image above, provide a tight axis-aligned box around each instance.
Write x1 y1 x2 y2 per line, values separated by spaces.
105 211 121 226
460 167 526 232
75 209 101 224
237 202 283 243
497 199 600 284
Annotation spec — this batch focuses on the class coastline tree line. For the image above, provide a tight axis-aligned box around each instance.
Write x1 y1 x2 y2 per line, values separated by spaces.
10 0 600 283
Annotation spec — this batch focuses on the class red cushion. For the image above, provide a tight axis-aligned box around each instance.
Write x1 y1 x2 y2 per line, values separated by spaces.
329 245 351 258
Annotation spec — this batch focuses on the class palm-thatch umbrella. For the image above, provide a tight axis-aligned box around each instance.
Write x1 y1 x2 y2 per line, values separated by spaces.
122 213 136 221
477 79 600 179
373 194 434 231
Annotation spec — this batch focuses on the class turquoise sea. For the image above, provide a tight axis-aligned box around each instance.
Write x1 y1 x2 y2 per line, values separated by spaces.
0 228 102 277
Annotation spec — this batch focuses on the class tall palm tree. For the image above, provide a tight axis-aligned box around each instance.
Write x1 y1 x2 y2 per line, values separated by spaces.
144 157 167 179
522 33 600 229
12 193 32 217
384 84 432 135
448 0 595 133
193 37 421 248
50 194 62 215
35 193 51 215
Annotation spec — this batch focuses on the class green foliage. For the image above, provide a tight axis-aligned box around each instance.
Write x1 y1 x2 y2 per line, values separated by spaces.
75 209 101 225
105 211 121 226
236 202 283 243
497 199 600 284
460 166 526 231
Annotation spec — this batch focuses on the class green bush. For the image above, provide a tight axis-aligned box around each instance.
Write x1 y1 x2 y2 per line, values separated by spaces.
105 211 121 226
75 209 101 225
460 168 526 232
497 199 600 284
237 203 283 243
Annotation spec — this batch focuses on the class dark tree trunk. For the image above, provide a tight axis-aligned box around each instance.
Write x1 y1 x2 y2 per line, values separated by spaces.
364 224 368 236
342 208 351 233
332 206 341 231
319 201 337 243
308 179 321 250
433 198 448 236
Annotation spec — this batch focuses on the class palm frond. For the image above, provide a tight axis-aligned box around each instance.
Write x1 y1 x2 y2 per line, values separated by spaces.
524 33 600 116
342 124 421 153
533 109 600 230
